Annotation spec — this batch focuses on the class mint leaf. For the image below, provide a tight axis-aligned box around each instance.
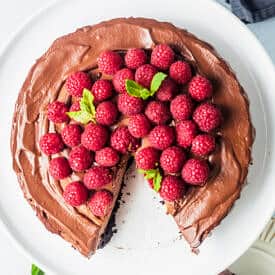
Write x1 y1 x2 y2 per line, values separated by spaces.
138 168 162 192
153 169 162 192
144 169 156 179
138 168 155 179
150 72 167 94
67 89 96 124
126 80 145 97
126 73 167 101
138 169 146 174
140 89 152 100
67 110 94 124
31 264 44 275
126 79 151 100
81 88 96 116
145 169 157 178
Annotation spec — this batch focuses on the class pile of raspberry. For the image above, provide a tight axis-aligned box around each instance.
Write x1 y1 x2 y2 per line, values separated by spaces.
39 44 222 217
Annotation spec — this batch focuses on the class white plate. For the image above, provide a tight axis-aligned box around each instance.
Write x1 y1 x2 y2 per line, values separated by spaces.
0 0 275 274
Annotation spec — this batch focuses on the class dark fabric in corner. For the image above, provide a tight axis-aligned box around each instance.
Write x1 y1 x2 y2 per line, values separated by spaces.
228 0 275 23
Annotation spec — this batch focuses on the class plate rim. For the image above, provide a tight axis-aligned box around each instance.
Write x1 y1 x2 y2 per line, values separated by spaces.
0 0 275 274
0 2 62 274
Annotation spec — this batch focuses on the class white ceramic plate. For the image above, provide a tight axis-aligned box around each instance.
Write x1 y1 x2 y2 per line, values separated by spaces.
0 0 275 274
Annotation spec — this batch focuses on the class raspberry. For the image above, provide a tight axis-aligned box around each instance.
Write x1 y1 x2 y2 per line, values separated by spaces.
169 61 192 84
110 126 139 153
149 125 175 150
69 101 80 112
135 64 157 88
170 94 194 121
69 146 93 172
176 120 197 148
63 181 88 206
160 146 186 173
128 114 151 138
95 147 120 167
156 78 177 101
84 166 113 189
65 71 92 97
97 51 123 75
39 133 64 155
47 101 69 123
117 93 144 115
193 103 222 132
135 147 160 170
182 158 209 185
159 175 185 201
88 190 113 217
151 44 175 70
61 124 82 147
191 134 216 156
96 101 118 126
188 75 213 101
81 123 108 151
125 48 147 69
49 157 72 179
145 101 171 125
91 79 113 103
113 68 134 93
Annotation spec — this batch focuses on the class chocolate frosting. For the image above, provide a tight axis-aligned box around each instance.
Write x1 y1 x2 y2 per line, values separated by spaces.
11 18 253 256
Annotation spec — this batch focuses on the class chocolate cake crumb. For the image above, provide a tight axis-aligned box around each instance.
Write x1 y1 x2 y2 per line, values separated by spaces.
97 184 122 248
114 246 124 250
98 209 117 249
159 200 165 205
98 157 133 249
218 270 235 275
192 247 200 255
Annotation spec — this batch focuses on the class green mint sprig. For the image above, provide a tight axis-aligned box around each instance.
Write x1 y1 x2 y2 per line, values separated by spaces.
150 72 167 93
31 264 45 275
67 88 96 124
138 168 162 192
126 72 167 100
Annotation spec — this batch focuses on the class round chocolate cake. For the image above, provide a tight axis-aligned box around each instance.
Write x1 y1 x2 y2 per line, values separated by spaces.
11 18 253 257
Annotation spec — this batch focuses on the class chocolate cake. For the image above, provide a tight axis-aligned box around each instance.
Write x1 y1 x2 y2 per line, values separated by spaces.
11 18 253 257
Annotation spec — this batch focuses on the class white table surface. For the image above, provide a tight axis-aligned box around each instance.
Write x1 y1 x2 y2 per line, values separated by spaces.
0 1 274 274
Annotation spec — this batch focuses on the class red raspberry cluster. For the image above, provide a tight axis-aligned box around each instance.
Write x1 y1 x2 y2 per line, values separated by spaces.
120 44 222 201
39 43 223 215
